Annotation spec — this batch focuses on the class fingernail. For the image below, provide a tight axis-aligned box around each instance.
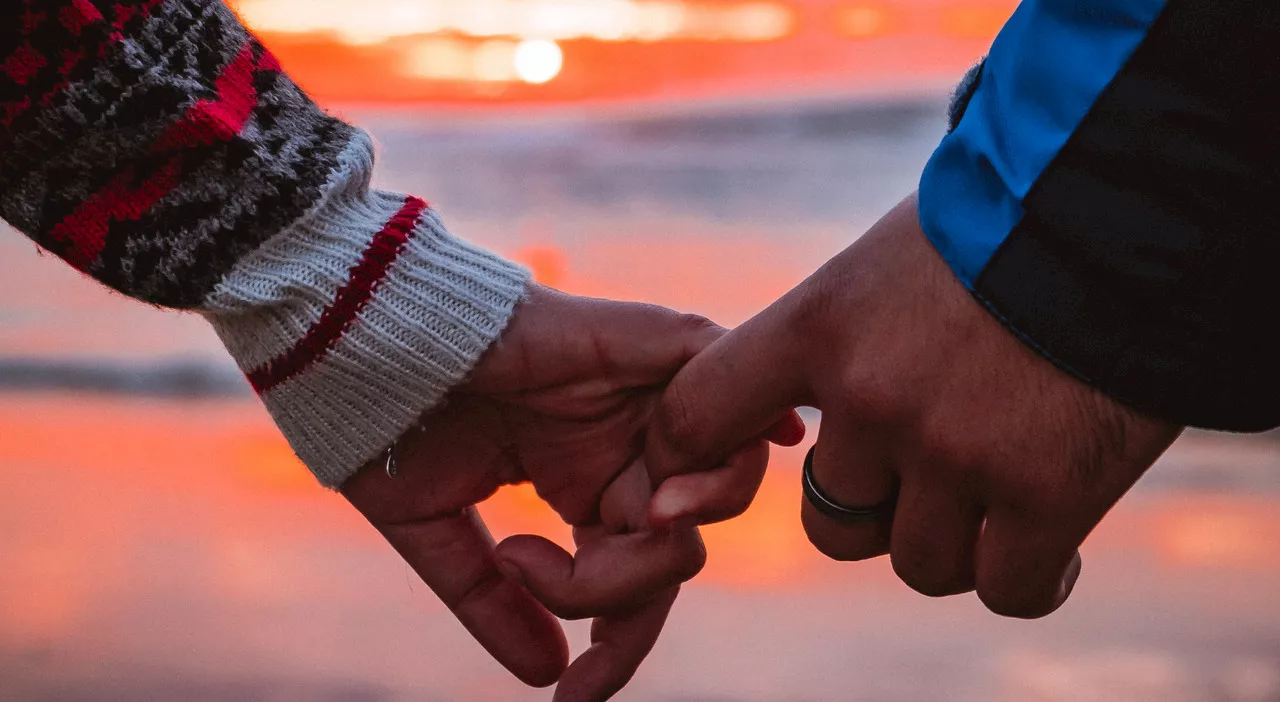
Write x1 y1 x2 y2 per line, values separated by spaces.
649 505 696 533
497 559 526 588
646 510 673 531
1055 553 1084 609
1062 554 1083 596
650 512 698 533
651 489 693 524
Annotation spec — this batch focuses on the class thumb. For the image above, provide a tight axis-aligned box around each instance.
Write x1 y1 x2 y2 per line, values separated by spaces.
646 303 810 487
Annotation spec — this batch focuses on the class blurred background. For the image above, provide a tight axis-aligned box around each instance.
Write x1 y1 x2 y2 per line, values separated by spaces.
3 1 1280 700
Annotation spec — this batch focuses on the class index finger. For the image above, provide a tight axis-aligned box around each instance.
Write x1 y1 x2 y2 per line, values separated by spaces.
645 298 811 484
377 507 569 687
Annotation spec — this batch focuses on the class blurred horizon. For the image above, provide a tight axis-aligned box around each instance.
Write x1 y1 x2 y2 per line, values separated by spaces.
229 0 1014 106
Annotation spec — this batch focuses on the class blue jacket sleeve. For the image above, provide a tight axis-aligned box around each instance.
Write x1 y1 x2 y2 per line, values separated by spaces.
920 0 1280 431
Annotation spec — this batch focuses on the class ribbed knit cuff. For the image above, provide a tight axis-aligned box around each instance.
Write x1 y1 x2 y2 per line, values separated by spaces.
202 189 530 488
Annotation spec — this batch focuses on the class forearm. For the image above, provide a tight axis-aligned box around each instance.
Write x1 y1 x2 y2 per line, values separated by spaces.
0 1 530 485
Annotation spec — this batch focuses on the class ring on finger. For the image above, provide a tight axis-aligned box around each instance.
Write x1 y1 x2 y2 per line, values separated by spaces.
802 446 899 523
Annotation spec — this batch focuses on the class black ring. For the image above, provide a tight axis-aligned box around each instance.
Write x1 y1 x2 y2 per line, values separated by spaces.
802 446 899 523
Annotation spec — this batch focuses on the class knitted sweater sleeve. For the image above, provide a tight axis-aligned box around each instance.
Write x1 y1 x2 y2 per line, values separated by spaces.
0 0 531 487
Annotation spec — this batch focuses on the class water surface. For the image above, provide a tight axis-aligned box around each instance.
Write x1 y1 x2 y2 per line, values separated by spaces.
2 98 1278 701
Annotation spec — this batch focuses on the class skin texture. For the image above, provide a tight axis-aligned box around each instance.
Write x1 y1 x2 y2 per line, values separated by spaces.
646 194 1184 620
341 285 803 702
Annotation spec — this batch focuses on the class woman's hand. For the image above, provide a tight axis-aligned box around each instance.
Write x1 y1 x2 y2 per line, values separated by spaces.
342 285 803 701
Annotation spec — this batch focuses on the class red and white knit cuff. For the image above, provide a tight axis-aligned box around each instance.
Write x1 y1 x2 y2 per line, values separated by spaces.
202 188 529 487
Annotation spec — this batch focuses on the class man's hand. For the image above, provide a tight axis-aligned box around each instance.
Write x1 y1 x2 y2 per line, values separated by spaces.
341 285 802 702
645 195 1182 619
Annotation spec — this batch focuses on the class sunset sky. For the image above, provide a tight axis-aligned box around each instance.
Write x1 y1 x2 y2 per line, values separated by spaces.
227 0 1016 105
8 7 1280 697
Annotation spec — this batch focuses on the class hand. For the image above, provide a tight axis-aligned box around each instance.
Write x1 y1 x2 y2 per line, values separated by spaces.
341 285 802 701
645 195 1182 619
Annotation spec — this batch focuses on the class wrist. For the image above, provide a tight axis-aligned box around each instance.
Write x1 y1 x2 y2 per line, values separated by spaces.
204 188 531 487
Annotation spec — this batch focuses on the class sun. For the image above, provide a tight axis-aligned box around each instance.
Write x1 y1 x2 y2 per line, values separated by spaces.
513 39 564 85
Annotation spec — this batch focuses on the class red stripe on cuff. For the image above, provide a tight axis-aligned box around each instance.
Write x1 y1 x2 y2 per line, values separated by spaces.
246 196 428 395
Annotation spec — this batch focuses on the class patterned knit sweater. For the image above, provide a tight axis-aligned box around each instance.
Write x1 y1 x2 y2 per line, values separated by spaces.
0 0 531 487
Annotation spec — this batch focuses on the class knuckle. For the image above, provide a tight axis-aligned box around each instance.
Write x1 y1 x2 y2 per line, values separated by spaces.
807 536 867 562
675 535 709 581
802 512 888 563
654 528 709 583
791 276 840 340
997 473 1082 521
891 547 970 599
913 417 1075 520
679 312 722 336
542 594 593 621
837 366 902 423
656 383 704 459
716 462 768 522
917 412 988 474
724 487 758 520
975 578 1056 620
1031 485 1082 520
